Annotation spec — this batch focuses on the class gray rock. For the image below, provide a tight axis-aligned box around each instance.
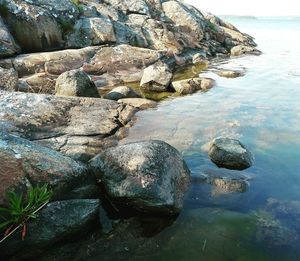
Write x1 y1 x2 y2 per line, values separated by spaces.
89 140 191 214
0 199 100 260
118 98 157 110
104 86 140 101
231 45 262 56
66 17 116 48
208 138 254 170
1 0 65 53
55 69 100 98
0 132 94 207
0 67 18 91
0 16 19 58
162 1 205 43
171 77 215 95
217 70 244 78
140 61 173 92
0 91 135 161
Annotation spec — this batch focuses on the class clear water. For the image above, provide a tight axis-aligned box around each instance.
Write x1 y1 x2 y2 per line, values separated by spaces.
101 17 300 260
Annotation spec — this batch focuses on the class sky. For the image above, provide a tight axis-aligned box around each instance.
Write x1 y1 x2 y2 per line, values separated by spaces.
184 0 300 16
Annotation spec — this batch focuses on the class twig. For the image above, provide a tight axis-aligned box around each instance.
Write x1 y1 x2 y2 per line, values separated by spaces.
202 239 207 252
0 200 49 244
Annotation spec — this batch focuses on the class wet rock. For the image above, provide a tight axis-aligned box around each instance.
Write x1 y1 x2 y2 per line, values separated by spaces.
89 140 191 215
208 138 254 170
118 98 157 110
0 67 18 91
140 61 173 92
0 91 134 161
0 132 93 207
231 45 262 56
171 77 215 95
0 199 100 260
104 86 140 101
217 69 244 78
66 17 116 48
0 16 19 58
55 69 100 98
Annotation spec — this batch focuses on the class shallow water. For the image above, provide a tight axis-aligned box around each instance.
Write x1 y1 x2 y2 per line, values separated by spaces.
112 17 300 260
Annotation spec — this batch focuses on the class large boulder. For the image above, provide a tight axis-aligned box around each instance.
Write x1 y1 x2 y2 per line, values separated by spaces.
0 132 94 207
0 91 136 161
89 140 191 214
217 69 244 78
104 86 140 101
0 199 100 260
162 1 205 44
0 0 68 53
66 17 116 48
55 69 100 98
0 16 19 58
140 61 173 92
208 138 254 170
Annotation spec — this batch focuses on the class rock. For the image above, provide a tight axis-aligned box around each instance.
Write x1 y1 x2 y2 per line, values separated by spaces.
0 16 19 58
0 46 99 77
217 70 244 78
89 140 191 214
118 98 157 110
104 86 140 101
0 91 135 161
162 1 205 44
1 0 66 53
66 17 116 48
171 77 215 95
0 67 18 91
266 198 300 231
18 73 56 94
140 61 173 92
0 132 94 207
208 138 254 170
231 45 262 56
0 199 100 260
55 69 100 98
255 210 299 248
106 0 151 16
209 177 248 196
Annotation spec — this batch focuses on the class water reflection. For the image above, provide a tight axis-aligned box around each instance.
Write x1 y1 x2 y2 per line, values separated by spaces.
114 17 300 260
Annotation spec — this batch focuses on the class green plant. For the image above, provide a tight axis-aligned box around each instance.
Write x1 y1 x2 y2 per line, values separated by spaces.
0 185 53 242
207 21 218 32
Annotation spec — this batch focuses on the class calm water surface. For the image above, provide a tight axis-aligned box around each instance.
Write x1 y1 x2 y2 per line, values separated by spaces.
115 17 300 260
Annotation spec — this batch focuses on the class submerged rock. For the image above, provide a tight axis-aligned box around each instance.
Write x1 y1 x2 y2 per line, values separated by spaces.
216 70 244 78
171 77 215 95
104 86 140 101
231 45 262 56
118 98 157 110
208 138 254 170
89 140 191 215
0 132 93 207
55 69 100 98
0 199 100 260
140 61 173 92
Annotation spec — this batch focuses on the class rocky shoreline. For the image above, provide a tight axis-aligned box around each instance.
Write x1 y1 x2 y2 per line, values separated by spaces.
0 0 261 260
